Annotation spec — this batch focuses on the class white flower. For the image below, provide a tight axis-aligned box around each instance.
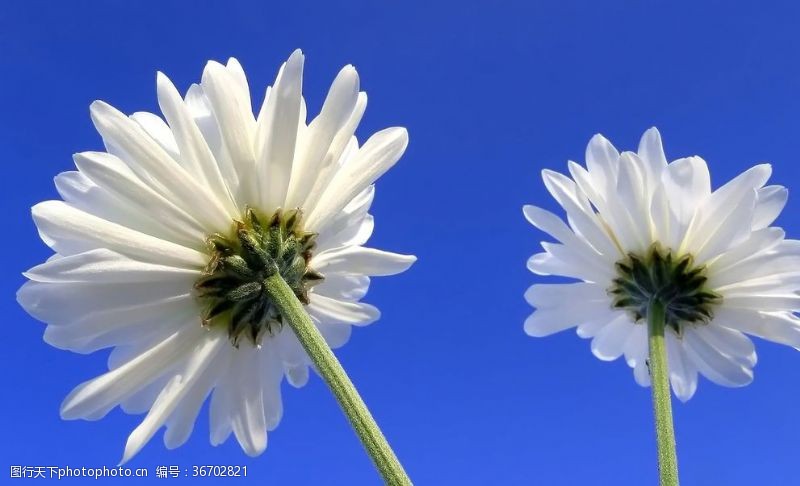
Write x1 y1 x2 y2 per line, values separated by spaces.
18 50 415 462
523 127 800 402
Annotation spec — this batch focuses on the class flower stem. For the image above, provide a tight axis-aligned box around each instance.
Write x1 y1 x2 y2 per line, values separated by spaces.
647 300 680 486
264 273 412 485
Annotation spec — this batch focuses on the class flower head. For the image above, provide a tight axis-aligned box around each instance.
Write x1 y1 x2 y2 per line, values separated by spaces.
524 127 799 401
18 50 415 462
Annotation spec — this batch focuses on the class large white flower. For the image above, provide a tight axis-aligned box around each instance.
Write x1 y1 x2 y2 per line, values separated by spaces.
523 127 800 401
18 50 415 462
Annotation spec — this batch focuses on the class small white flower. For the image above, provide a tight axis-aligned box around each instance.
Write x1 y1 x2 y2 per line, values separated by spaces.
18 50 415 462
524 127 800 401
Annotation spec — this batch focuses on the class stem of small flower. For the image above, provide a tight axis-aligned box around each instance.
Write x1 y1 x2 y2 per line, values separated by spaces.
647 300 680 486
264 273 412 485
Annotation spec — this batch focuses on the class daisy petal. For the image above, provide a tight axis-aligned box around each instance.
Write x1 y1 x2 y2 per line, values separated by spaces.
313 246 416 276
306 127 408 232
32 201 206 268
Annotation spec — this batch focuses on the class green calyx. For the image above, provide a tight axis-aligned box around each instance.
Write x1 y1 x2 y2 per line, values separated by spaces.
609 244 721 336
194 207 323 347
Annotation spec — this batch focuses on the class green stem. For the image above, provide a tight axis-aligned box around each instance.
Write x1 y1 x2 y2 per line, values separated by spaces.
647 300 680 486
264 273 412 485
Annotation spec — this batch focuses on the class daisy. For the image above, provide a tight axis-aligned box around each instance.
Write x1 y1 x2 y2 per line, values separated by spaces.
523 127 799 482
17 49 415 480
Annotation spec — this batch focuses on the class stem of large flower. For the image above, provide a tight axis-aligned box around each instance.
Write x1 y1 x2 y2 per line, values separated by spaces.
647 300 680 486
264 273 412 485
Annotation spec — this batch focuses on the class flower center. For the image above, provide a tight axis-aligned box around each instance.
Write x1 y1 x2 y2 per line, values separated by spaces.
609 245 721 336
194 208 323 347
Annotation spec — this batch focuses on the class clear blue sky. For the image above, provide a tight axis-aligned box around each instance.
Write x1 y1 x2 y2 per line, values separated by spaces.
3 1 800 484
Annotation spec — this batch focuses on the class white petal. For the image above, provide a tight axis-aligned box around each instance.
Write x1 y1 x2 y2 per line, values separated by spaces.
72 152 208 248
17 275 192 326
753 185 788 230
694 325 756 367
24 248 198 283
201 61 258 206
713 307 800 348
692 188 756 264
286 65 359 208
590 315 634 361
541 170 619 257
306 127 408 232
130 111 180 160
307 294 380 326
313 246 416 276
528 243 614 283
522 205 575 244
585 133 620 193
682 327 753 387
121 329 227 463
706 227 785 279
90 100 232 232
229 346 268 457
686 165 769 258
60 325 204 421
209 362 234 446
637 127 668 182
316 319 353 349
723 293 800 311
184 83 240 196
313 274 370 301
665 332 698 402
301 93 368 214
32 201 206 268
256 49 304 212
610 152 650 252
315 185 374 252
260 343 285 430
285 365 309 388
524 282 608 309
524 302 619 337
661 156 710 250
156 72 238 216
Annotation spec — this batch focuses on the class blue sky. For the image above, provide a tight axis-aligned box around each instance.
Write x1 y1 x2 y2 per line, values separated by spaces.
3 0 800 484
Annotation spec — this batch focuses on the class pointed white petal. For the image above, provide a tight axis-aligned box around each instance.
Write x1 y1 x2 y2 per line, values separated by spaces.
90 100 232 232
713 307 800 348
302 93 368 214
666 332 698 402
130 112 180 160
694 325 756 367
201 61 258 206
32 201 206 268
229 346 268 457
156 72 238 215
72 152 208 244
306 127 407 232
637 127 668 180
60 325 204 421
24 248 198 283
256 49 304 211
313 246 415 276
120 329 227 463
315 185 374 252
313 274 370 301
661 156 710 250
524 282 608 309
524 302 619 337
585 134 620 193
753 185 788 230
307 294 380 326
541 170 619 257
682 328 753 387
286 65 359 208
590 315 634 361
